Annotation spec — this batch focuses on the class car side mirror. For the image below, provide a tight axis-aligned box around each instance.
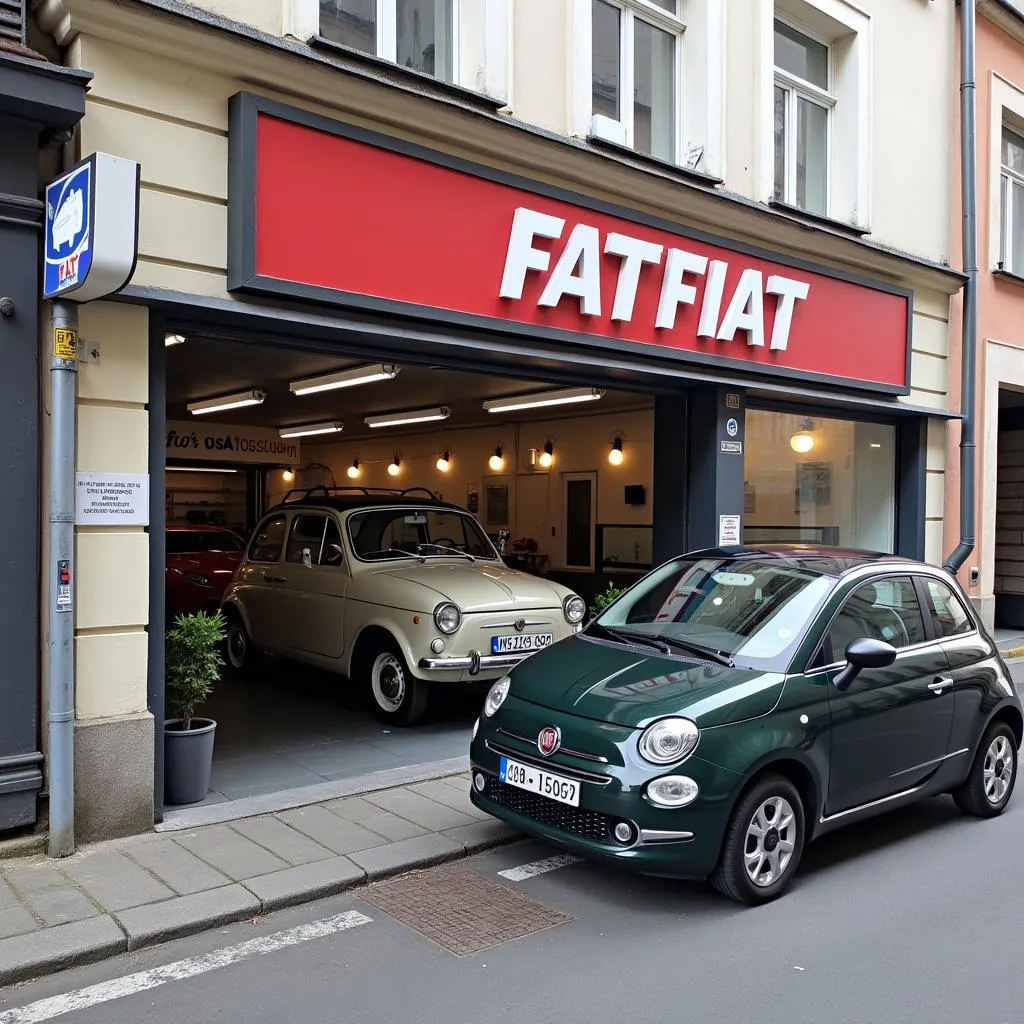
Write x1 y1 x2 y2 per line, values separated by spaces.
833 637 898 692
324 543 343 566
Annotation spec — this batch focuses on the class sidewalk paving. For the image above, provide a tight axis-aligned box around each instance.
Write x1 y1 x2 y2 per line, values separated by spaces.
0 772 519 987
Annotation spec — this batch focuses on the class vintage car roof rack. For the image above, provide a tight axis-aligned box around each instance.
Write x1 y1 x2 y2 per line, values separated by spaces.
274 485 443 508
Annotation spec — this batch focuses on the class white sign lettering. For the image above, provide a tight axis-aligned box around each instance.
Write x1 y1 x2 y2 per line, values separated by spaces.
166 422 301 466
498 206 811 351
75 472 150 525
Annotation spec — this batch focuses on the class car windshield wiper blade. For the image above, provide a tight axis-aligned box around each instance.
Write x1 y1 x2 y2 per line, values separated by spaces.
657 636 734 667
593 625 672 655
419 545 476 561
365 548 426 563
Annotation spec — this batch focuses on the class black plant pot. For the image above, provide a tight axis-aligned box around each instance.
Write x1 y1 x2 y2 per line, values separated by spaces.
164 718 216 806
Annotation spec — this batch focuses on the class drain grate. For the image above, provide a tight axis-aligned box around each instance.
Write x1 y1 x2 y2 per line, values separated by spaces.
358 865 572 956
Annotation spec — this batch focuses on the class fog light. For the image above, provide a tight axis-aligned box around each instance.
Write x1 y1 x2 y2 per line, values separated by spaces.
612 821 636 845
646 775 699 808
473 772 486 792
430 637 446 654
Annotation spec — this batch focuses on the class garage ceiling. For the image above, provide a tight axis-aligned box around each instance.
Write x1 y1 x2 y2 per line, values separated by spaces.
165 337 650 439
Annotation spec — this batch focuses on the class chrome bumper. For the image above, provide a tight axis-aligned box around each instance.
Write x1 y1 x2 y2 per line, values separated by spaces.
417 649 533 675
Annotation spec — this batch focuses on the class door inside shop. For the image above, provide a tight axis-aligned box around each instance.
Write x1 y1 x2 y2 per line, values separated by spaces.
160 332 658 810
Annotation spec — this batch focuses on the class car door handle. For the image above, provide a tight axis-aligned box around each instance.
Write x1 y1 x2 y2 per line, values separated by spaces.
928 676 953 694
262 572 287 584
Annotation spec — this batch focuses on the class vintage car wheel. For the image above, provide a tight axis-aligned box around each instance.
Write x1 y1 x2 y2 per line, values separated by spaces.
953 721 1018 817
710 774 805 906
223 612 254 673
368 642 429 726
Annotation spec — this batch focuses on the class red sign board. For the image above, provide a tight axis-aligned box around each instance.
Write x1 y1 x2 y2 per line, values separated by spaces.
230 95 911 394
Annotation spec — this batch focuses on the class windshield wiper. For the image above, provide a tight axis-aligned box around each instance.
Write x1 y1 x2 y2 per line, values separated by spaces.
656 636 734 667
418 544 476 561
365 548 426 564
592 624 672 655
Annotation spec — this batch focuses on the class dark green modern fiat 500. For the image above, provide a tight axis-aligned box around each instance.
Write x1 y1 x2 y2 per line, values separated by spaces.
469 546 1023 904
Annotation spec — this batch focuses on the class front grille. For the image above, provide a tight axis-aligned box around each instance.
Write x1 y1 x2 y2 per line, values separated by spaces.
484 777 611 843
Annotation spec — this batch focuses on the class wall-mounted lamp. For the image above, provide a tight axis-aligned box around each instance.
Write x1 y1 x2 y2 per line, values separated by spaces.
608 436 625 466
488 446 505 472
282 467 295 483
436 449 451 473
789 418 816 454
388 455 402 477
347 458 361 480
538 440 555 469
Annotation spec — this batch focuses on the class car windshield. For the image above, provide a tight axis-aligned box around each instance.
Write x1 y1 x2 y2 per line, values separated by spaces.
589 557 834 671
166 530 246 555
347 507 499 561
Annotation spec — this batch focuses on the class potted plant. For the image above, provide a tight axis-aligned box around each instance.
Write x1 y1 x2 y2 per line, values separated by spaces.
588 581 626 620
164 610 225 806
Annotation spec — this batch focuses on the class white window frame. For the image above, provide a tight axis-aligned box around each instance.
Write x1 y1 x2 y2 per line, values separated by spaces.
772 16 835 214
988 75 1024 272
755 0 872 230
1000 123 1024 274
571 0 724 176
590 0 686 163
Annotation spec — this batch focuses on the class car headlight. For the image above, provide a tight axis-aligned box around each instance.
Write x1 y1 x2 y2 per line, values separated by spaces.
563 594 586 624
483 675 511 717
646 775 699 807
637 717 699 765
433 602 462 634
182 570 213 588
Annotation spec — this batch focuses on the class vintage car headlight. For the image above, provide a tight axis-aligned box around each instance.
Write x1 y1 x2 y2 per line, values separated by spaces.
638 717 699 765
483 675 511 717
433 602 462 634
646 775 699 807
563 594 586 624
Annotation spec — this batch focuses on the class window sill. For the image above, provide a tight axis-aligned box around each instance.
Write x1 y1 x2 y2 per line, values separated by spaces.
768 199 870 238
308 35 507 113
586 135 724 188
993 267 1024 288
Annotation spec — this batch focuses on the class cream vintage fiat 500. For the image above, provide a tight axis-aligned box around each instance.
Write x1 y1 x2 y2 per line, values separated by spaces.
219 486 587 724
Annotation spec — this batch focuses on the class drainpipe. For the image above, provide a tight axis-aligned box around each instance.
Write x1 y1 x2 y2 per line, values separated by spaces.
47 298 78 857
945 0 978 575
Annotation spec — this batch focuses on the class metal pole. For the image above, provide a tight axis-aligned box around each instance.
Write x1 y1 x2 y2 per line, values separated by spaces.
945 0 978 574
47 299 78 858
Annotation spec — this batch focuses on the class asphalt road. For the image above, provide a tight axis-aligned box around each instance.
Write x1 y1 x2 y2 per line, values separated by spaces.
2 788 1022 1024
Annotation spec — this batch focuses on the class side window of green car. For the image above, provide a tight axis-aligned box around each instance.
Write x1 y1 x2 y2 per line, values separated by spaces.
826 576 927 663
921 578 973 639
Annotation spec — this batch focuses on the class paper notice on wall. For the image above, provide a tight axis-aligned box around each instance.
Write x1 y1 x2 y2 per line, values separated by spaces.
719 515 741 546
75 472 150 525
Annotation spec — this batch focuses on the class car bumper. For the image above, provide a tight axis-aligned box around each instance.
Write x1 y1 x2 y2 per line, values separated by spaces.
469 715 743 879
418 651 534 675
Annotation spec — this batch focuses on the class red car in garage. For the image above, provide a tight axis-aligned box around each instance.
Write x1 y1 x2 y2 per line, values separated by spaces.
166 525 246 620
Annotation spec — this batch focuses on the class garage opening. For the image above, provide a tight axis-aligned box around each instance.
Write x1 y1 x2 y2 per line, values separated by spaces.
995 386 1024 635
160 332 658 810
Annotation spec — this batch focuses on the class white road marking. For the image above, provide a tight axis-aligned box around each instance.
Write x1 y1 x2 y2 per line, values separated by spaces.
498 854 583 882
0 910 373 1024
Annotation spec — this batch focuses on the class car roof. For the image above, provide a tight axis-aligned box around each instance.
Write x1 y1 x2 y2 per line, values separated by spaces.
683 544 919 577
266 486 468 515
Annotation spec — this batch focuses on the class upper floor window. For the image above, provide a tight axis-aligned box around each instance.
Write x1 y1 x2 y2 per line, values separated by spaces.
1001 125 1024 275
319 0 456 83
773 18 833 217
591 0 684 163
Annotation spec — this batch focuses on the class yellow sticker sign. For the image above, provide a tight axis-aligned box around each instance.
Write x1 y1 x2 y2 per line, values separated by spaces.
53 327 77 360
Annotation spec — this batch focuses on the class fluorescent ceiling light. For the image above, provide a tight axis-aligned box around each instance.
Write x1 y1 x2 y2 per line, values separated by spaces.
289 363 399 396
165 333 186 347
188 389 266 416
166 466 239 474
365 406 452 429
278 421 344 439
482 387 605 414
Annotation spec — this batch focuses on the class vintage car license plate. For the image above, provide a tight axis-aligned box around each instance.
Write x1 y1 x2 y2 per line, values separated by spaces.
499 756 580 806
491 632 553 654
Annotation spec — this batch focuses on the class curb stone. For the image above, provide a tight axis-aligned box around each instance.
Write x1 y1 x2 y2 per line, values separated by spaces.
0 823 521 988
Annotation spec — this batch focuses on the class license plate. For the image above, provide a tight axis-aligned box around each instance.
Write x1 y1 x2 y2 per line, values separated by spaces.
499 756 580 806
491 632 553 654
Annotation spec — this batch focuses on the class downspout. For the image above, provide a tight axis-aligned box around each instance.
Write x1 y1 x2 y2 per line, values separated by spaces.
945 0 978 574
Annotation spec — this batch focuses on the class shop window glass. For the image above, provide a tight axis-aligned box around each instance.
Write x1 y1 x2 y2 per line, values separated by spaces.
248 516 287 563
743 411 895 552
320 0 454 83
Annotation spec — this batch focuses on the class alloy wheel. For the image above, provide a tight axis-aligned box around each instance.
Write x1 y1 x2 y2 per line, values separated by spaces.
984 735 1014 806
744 795 797 887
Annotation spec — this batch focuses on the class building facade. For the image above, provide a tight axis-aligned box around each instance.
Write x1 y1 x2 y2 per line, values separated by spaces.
7 0 963 843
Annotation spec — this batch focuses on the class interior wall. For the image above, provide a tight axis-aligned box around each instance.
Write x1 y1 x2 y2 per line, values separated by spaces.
273 407 655 572
165 469 248 531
